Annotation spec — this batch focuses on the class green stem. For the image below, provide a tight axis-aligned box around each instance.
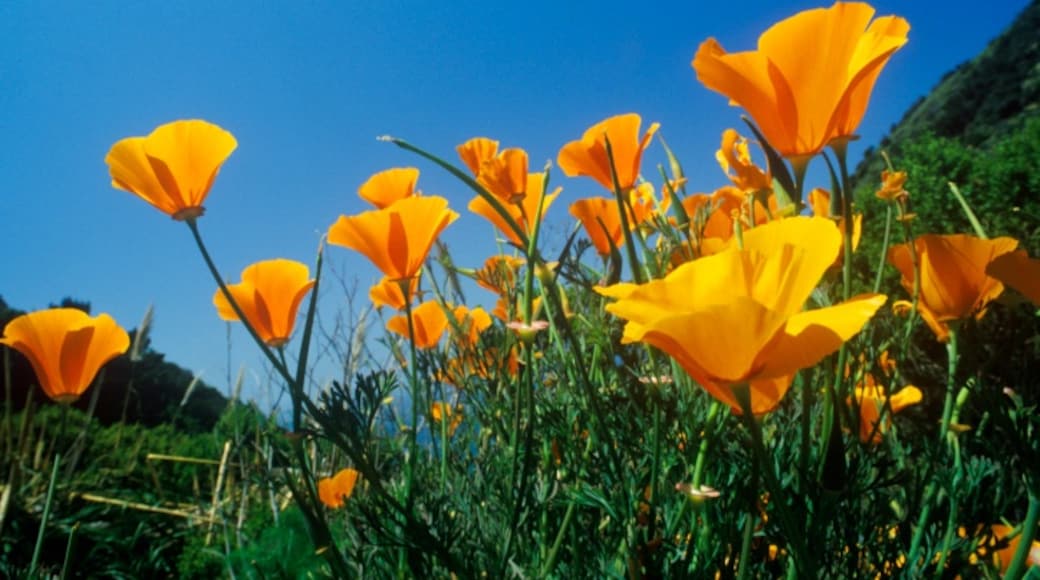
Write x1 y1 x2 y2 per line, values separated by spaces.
399 287 422 578
906 482 936 573
937 327 960 447
29 453 60 579
873 204 894 294
1006 494 1040 579
540 498 578 578
736 511 755 580
604 136 645 284
932 491 958 578
186 220 294 385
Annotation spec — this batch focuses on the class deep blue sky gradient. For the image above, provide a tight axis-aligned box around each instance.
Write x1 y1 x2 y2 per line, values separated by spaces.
2 0 1029 405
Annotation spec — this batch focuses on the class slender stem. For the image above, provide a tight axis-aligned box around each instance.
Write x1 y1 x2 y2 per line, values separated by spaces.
873 204 894 294
540 498 578 578
29 452 61 578
604 136 645 284
906 482 935 573
937 327 960 447
1005 493 1040 579
399 285 421 578
186 220 293 385
736 511 754 580
932 491 958 578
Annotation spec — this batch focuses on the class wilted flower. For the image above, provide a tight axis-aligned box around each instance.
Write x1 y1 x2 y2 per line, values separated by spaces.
716 129 771 192
106 119 237 221
1 308 130 404
558 113 659 192
358 167 420 209
318 468 360 509
599 217 886 414
213 259 316 347
888 234 1018 342
692 2 909 159
328 195 459 281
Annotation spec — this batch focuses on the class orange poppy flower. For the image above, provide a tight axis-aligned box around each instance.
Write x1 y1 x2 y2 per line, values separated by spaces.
386 300 450 349
569 197 624 258
987 251 1040 306
317 468 360 509
692 3 909 159
358 167 420 209
875 169 909 201
106 119 237 221
599 217 886 414
716 129 771 192
478 148 529 203
888 234 1018 342
369 275 420 310
213 259 316 347
457 137 500 175
1 308 130 404
328 195 459 281
469 173 560 247
558 113 659 192
430 402 463 437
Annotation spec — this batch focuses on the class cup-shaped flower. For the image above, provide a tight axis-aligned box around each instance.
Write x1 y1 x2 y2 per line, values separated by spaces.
328 195 459 281
716 129 771 192
213 259 316 348
369 275 420 310
478 148 529 203
358 167 420 209
386 300 450 350
599 217 886 414
558 113 659 192
987 251 1040 306
692 2 909 159
317 468 360 509
888 234 1018 342
1 308 130 404
469 174 559 248
106 119 237 221
457 137 500 175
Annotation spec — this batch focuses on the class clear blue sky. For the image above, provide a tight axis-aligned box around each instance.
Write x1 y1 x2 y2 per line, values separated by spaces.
2 0 1030 405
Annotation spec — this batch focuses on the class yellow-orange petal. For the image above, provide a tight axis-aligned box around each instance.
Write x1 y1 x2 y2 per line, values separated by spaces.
370 275 419 310
213 259 315 347
754 293 887 379
358 167 420 209
318 468 360 509
457 137 500 176
987 251 1040 306
478 148 529 203
386 300 450 349
328 196 459 280
0 309 130 403
569 197 624 257
558 113 658 192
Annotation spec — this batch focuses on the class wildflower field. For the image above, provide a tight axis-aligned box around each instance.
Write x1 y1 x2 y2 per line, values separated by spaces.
3 2 1040 577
